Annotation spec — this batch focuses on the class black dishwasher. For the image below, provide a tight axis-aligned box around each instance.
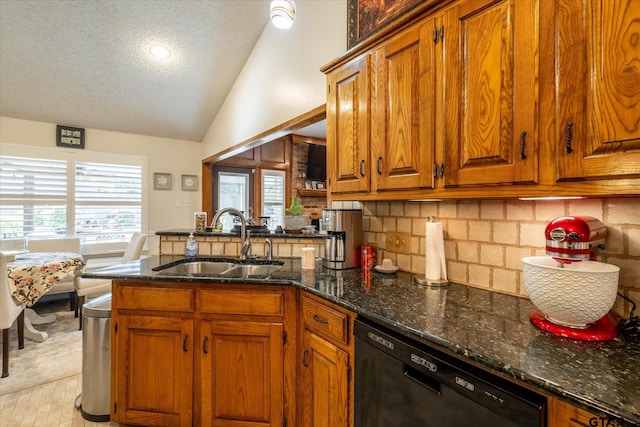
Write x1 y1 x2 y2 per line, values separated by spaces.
354 318 546 427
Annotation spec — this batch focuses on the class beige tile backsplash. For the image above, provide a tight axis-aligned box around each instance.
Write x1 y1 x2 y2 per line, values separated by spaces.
359 198 640 318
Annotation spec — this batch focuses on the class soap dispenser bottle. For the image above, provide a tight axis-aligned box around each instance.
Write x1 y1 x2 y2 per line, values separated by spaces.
186 233 198 257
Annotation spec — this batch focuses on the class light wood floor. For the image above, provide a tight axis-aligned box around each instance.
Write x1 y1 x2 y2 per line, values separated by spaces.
0 373 114 426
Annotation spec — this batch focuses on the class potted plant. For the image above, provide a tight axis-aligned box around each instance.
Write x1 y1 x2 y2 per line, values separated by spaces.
284 194 309 231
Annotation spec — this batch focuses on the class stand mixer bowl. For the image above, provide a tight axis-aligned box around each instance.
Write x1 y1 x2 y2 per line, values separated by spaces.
522 256 619 328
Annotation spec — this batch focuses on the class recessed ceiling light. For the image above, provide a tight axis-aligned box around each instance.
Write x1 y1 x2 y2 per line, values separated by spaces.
150 45 171 60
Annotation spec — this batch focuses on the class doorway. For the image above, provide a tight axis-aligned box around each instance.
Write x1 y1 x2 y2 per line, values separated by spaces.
212 166 254 231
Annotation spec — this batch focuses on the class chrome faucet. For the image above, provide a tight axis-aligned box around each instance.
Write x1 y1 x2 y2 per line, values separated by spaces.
211 207 251 260
264 238 273 261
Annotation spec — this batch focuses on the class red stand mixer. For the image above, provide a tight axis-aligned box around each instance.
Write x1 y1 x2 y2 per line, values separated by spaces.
523 216 620 341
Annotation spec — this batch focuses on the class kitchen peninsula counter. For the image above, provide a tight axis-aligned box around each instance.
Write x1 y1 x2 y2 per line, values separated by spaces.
85 256 640 426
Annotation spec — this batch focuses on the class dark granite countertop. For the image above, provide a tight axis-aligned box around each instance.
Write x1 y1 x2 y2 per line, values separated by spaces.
156 228 326 239
85 256 640 426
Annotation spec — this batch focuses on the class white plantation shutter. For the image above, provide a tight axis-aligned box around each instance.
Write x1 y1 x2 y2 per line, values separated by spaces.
75 162 142 243
261 169 285 228
0 156 68 238
1 147 145 251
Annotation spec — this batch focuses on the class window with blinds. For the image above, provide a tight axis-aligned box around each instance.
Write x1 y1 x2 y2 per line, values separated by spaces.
0 153 144 249
261 169 285 228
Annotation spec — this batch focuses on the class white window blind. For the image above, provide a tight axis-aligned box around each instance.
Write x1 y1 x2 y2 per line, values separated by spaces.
0 156 68 238
74 161 142 244
1 148 145 252
261 169 285 228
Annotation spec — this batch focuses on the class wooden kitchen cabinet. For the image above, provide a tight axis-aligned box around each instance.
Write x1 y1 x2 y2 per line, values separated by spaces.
372 17 436 192
442 0 539 187
547 397 604 427
299 293 355 427
111 281 297 427
554 0 640 181
326 54 372 194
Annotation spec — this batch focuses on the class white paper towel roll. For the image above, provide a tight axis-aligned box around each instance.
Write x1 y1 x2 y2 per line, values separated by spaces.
425 221 447 281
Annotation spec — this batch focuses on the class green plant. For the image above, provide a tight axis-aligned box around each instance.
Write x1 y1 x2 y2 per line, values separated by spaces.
285 194 305 216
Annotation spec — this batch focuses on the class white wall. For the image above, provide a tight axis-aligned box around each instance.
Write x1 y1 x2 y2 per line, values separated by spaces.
0 116 202 252
201 0 346 158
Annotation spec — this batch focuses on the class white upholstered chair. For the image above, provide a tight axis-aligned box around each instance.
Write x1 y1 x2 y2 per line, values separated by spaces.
74 232 146 330
26 237 81 310
1 253 26 378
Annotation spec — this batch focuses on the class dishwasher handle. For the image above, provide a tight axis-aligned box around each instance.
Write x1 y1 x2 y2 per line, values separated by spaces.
403 365 442 395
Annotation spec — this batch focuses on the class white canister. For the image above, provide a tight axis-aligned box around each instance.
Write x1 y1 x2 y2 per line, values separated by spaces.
301 247 316 269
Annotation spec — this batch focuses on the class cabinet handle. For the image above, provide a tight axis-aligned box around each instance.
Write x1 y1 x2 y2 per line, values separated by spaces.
302 348 309 367
183 335 188 352
203 336 208 354
520 131 527 160
359 159 365 177
313 314 328 324
565 122 574 154
377 156 383 175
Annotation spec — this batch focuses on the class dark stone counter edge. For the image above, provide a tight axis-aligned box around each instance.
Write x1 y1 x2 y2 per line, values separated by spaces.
156 229 326 239
84 259 639 426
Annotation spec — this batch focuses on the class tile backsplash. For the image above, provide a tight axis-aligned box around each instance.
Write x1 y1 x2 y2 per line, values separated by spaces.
345 198 640 318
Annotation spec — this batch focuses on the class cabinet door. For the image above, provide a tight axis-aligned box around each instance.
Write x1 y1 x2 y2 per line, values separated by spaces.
199 320 284 427
300 330 349 427
443 0 538 186
373 19 436 191
113 314 193 427
547 397 602 427
326 54 372 194
556 0 640 180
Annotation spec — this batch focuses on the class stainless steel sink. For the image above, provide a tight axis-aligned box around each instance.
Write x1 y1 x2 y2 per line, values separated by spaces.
156 261 236 275
221 264 282 278
154 259 283 277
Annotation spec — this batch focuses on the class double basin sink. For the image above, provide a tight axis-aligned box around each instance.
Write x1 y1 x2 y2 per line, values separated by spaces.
153 257 284 278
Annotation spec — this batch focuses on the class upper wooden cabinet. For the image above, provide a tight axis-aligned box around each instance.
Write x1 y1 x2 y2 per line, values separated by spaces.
555 0 640 181
372 18 437 192
443 0 538 187
327 54 372 194
322 0 640 200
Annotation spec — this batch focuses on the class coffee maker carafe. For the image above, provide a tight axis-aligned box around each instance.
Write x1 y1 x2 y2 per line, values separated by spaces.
321 209 363 269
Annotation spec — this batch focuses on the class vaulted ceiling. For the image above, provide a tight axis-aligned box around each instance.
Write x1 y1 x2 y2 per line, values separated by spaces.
0 0 273 142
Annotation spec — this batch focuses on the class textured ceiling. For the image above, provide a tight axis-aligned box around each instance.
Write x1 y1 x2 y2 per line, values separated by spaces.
0 0 272 142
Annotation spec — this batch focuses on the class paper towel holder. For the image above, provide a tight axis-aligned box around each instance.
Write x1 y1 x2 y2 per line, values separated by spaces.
414 275 449 287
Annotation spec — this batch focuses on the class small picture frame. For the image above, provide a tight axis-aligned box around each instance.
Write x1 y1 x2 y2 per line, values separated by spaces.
154 172 172 190
194 212 207 232
305 180 314 189
56 125 85 149
316 181 325 190
182 175 198 191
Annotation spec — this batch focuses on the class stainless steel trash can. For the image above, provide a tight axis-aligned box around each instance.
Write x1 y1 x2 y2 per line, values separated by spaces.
78 293 111 422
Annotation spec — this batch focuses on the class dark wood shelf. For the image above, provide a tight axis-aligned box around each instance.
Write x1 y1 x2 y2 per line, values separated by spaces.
297 188 327 197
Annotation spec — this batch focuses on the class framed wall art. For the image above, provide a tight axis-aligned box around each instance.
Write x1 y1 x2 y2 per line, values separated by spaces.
182 175 198 191
154 172 172 190
56 125 85 149
347 0 436 49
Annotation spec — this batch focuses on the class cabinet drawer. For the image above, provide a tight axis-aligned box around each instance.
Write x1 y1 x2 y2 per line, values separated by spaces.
302 296 349 345
115 286 194 312
199 289 284 316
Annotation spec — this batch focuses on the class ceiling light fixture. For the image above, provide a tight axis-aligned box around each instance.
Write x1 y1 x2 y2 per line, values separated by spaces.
150 45 171 60
270 0 296 30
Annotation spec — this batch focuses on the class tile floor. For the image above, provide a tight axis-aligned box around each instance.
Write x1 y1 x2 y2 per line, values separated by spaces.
0 373 114 426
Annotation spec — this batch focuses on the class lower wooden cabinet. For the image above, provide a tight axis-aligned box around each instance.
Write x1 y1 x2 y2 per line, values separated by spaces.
547 397 607 427
299 293 355 427
111 281 296 427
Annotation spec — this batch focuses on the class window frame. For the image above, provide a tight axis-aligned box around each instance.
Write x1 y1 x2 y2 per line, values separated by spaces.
0 143 148 255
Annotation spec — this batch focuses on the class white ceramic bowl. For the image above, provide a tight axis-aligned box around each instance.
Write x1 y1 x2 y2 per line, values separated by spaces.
522 256 619 328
